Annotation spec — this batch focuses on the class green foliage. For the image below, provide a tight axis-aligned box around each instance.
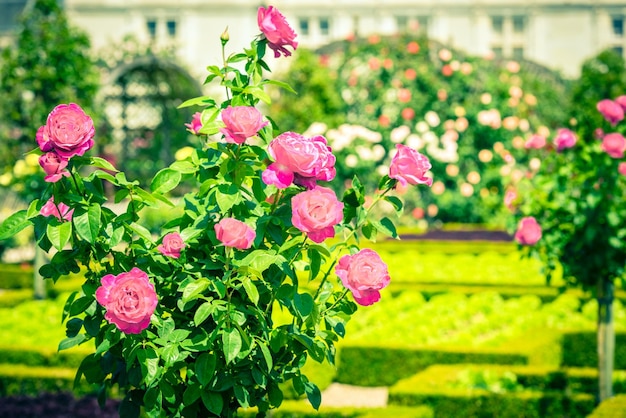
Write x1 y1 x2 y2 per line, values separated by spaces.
0 0 100 201
239 403 434 418
0 364 95 396
271 35 570 225
588 394 626 418
561 331 626 369
389 365 597 418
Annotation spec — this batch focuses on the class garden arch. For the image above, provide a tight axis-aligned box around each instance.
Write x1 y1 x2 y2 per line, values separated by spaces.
99 55 202 184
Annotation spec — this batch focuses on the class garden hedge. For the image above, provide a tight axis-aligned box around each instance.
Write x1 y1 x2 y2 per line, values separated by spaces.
335 345 528 386
239 403 433 418
388 365 597 418
0 364 95 396
0 346 88 368
561 331 626 369
587 394 626 418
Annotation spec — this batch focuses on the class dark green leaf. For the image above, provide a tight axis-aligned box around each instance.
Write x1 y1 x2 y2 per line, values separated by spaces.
305 381 321 410
294 292 314 319
201 391 224 416
195 352 216 386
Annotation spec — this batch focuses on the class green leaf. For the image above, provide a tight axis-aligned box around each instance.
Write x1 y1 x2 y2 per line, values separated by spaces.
361 222 377 242
193 301 215 326
89 156 118 172
372 217 398 239
137 347 160 386
215 184 241 212
240 250 279 273
305 381 322 410
384 195 404 214
160 345 180 367
195 352 217 386
201 391 224 416
74 204 101 244
244 86 271 104
242 277 259 305
0 210 30 240
181 278 211 303
151 168 182 194
128 222 153 243
258 340 273 372
58 333 87 351
177 95 216 109
294 292 314 319
222 328 242 364
170 160 197 174
47 221 72 251
183 383 201 405
263 79 297 94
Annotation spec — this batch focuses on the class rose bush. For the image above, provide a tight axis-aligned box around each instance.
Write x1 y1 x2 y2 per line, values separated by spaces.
0 6 431 418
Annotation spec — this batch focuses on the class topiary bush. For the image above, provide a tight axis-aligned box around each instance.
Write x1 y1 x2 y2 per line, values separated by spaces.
561 331 626 369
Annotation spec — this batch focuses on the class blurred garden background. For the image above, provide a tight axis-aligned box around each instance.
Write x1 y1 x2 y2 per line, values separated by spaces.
1 0 626 416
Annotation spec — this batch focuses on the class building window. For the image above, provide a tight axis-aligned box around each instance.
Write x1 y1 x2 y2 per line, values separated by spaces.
319 17 330 36
513 47 524 60
417 16 428 33
298 18 309 36
491 16 503 34
146 19 157 39
613 17 624 37
492 46 503 58
513 16 525 34
396 15 408 32
613 46 624 57
166 20 177 37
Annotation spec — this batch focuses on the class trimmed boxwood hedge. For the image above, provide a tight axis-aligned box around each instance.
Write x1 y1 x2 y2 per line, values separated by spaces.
238 402 434 418
335 345 528 387
561 331 626 369
0 364 95 396
0 346 88 368
588 394 626 417
388 365 597 418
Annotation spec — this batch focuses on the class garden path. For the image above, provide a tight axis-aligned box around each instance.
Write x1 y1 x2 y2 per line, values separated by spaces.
321 383 388 407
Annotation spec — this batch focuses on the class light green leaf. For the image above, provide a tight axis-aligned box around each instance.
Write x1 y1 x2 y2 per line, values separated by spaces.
177 95 216 109
193 301 215 326
242 277 259 305
181 278 211 303
244 86 271 104
89 156 118 172
258 340 273 372
128 222 153 243
58 334 87 351
0 210 30 240
263 79 297 94
240 250 279 273
215 184 241 213
47 221 72 251
74 204 101 244
151 168 182 194
222 328 242 364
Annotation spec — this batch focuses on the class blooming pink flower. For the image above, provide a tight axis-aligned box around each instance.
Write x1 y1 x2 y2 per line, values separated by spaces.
601 132 626 158
39 152 70 182
215 218 256 250
257 6 298 58
524 134 546 150
597 99 624 126
219 106 268 144
389 144 433 187
95 267 158 334
157 232 185 258
36 103 95 159
262 132 336 189
335 249 390 306
291 186 344 243
514 216 542 245
619 162 626 176
553 128 577 151
185 112 203 135
615 95 626 111
40 197 73 221
504 189 517 211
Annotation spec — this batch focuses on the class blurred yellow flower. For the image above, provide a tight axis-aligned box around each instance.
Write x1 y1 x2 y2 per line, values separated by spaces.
175 146 194 161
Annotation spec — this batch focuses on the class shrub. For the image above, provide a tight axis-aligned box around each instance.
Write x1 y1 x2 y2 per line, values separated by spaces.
587 394 626 418
0 364 95 396
561 331 626 369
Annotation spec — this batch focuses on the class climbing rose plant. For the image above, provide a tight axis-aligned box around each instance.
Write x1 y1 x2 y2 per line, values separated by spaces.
0 6 431 418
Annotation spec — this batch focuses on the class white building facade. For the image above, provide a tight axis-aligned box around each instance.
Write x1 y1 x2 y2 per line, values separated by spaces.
62 0 626 78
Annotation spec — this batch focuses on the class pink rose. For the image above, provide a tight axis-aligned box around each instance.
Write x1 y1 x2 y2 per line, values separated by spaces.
36 103 95 159
220 106 268 144
615 95 626 112
185 112 203 135
95 267 158 334
39 152 70 182
257 6 298 58
262 132 336 189
215 218 256 250
291 186 344 243
40 197 73 221
335 249 390 306
524 134 546 149
157 232 185 258
619 162 626 176
514 216 542 245
601 132 626 158
597 99 624 126
389 144 433 187
553 128 577 152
